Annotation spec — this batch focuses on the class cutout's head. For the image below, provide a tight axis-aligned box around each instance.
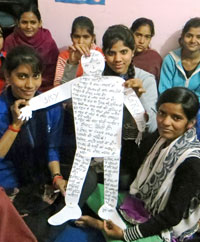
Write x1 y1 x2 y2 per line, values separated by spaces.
81 50 105 76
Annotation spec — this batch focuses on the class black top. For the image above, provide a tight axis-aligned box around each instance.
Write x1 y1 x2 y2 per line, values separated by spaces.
124 156 200 241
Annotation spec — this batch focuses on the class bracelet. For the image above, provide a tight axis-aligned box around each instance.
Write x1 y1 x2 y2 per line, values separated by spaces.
52 175 63 186
52 173 62 179
8 125 21 133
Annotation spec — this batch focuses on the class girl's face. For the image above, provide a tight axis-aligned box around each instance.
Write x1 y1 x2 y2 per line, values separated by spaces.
104 40 134 75
18 12 41 37
182 27 200 53
0 28 3 51
71 27 94 48
133 25 152 53
6 64 42 100
157 103 194 142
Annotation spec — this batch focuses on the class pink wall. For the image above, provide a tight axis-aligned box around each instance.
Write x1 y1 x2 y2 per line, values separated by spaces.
38 0 200 57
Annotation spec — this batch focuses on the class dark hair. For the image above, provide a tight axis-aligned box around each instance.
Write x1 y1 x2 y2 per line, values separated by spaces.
102 24 135 79
179 17 200 46
103 24 134 52
18 4 41 21
182 17 200 36
0 25 2 35
156 87 199 121
71 16 94 36
130 17 155 36
4 45 43 76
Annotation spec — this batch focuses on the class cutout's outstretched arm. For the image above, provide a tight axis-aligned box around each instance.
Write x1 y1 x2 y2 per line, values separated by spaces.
19 79 78 121
123 88 146 133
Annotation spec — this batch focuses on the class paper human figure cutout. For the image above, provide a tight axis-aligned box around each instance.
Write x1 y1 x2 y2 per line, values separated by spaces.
19 50 146 229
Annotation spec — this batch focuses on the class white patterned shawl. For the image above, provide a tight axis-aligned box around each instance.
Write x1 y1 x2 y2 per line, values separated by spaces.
130 127 200 240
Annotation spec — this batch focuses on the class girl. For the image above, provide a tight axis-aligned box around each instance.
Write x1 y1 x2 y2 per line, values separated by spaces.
102 24 157 185
159 17 200 140
3 4 59 92
53 16 102 86
159 17 200 101
54 16 102 168
0 45 66 241
77 87 200 242
130 17 162 85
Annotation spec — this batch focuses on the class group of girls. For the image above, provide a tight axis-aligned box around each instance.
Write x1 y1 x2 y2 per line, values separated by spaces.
0 2 200 242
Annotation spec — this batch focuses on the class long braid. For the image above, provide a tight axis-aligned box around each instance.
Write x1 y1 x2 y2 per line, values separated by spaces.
127 57 135 79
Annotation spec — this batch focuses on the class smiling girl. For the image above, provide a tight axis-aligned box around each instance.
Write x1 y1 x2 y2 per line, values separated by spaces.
3 4 59 92
102 25 157 185
0 45 67 241
159 17 200 101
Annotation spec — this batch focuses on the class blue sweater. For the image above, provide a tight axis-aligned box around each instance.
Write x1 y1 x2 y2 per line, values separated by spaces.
0 89 63 189
159 48 200 101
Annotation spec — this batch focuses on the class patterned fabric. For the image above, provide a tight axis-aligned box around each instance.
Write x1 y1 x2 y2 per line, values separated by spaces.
130 128 200 214
124 225 143 241
128 127 200 240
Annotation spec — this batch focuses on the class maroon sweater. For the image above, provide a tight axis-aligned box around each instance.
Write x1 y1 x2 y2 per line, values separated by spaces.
133 49 162 86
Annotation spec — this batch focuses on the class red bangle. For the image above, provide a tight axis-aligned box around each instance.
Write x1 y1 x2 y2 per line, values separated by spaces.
8 125 21 133
53 175 63 186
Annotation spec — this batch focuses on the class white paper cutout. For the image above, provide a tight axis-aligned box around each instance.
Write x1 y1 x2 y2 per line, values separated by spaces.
18 50 145 229
48 204 82 226
124 88 146 132
19 79 77 120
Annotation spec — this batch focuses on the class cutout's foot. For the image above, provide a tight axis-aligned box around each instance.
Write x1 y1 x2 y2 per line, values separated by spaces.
98 204 126 229
48 204 82 226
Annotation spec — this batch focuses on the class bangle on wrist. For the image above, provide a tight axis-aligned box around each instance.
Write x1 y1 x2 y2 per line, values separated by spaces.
52 174 63 186
52 173 62 179
8 125 21 133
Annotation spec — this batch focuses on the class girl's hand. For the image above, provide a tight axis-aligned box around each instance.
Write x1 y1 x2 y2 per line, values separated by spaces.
103 220 124 239
123 78 146 97
75 216 104 230
10 99 28 128
54 178 67 196
68 44 90 65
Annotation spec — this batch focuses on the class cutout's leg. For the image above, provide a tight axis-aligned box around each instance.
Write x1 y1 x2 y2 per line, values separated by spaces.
48 152 91 225
98 156 126 229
